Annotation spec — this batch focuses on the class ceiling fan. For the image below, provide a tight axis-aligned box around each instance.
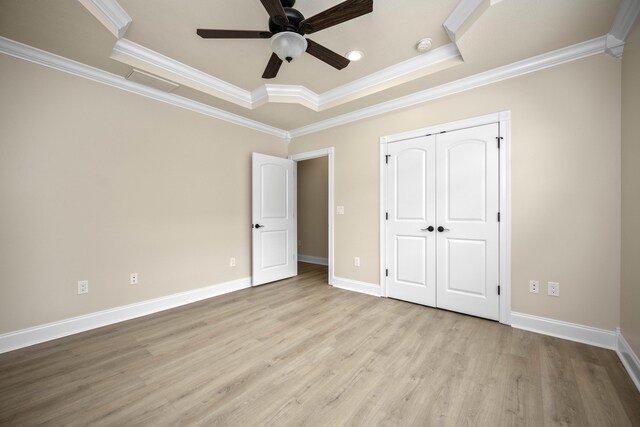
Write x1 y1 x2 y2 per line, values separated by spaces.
196 0 373 79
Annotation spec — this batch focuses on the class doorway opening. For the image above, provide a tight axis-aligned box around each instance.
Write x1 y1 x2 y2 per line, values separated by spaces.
290 148 335 285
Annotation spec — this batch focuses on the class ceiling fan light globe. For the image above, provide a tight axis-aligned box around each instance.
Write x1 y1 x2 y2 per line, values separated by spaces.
271 32 307 62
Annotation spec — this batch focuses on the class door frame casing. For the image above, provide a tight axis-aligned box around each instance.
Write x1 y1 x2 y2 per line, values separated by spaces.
289 147 335 286
379 111 512 325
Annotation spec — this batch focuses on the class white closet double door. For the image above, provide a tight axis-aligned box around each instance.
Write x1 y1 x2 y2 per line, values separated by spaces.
386 123 500 320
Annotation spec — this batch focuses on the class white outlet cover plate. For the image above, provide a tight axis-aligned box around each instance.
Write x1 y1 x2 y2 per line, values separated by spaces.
548 281 560 296
337 206 345 215
78 280 89 294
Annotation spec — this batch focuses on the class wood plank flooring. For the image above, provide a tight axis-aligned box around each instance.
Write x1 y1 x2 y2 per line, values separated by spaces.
1 262 638 426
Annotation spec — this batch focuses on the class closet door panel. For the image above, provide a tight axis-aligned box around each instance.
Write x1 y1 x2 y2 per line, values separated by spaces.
386 136 436 307
435 123 500 321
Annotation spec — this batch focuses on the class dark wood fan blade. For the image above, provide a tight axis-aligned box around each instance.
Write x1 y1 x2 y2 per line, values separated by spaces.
262 53 283 79
260 0 289 26
197 29 273 39
300 0 372 34
306 39 350 70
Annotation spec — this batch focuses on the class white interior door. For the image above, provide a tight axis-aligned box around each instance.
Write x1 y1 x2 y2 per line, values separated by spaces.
252 153 297 286
385 123 500 321
386 136 437 306
435 124 500 320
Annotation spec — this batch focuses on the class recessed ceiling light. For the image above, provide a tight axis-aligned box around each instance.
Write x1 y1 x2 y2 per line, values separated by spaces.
346 50 364 61
416 38 433 53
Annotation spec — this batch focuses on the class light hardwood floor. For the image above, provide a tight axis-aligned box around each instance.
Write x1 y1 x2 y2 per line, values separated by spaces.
1 262 639 426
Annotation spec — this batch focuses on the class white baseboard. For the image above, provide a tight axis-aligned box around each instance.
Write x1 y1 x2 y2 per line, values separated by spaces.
616 329 640 392
0 277 251 354
332 276 381 297
298 255 329 266
510 311 617 349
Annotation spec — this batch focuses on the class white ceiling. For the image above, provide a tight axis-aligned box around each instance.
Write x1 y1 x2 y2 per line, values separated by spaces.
0 0 626 133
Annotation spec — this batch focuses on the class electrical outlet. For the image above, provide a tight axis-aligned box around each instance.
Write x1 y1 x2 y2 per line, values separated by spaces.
77 280 88 294
529 280 539 294
230 257 236 267
130 273 138 285
337 206 345 215
548 282 560 297
354 257 360 267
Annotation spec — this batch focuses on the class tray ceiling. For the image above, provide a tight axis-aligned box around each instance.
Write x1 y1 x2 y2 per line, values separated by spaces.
0 0 628 135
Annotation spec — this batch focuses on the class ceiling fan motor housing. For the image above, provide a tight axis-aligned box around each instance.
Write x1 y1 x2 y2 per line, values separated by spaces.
269 6 306 35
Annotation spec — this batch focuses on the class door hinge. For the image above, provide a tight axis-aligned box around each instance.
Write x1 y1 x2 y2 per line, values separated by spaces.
496 136 503 149
497 212 501 222
385 212 388 220
385 154 391 164
498 285 501 295
386 269 389 277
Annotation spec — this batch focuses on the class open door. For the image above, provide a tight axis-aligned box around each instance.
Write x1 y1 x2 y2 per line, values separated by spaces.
252 153 297 286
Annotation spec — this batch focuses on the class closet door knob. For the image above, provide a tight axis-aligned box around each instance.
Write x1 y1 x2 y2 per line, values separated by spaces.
421 226 435 232
254 224 265 229
437 226 450 232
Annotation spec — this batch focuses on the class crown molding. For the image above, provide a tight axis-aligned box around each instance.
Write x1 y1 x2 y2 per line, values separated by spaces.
605 0 640 58
609 0 640 41
318 43 461 110
111 39 254 108
443 0 490 44
0 37 288 139
0 34 611 142
605 34 625 59
253 44 460 111
256 84 320 110
112 39 462 112
288 36 607 138
77 0 131 39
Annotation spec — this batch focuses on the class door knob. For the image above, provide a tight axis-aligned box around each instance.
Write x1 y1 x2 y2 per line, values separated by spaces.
421 226 435 232
254 224 265 229
437 226 450 232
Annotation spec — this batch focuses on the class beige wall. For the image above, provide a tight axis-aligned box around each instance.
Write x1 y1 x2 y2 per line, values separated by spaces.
289 53 622 330
0 54 286 333
297 157 328 260
0 46 626 335
621 22 640 355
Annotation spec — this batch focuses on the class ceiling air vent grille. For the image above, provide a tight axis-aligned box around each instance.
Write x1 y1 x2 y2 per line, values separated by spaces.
125 69 179 93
